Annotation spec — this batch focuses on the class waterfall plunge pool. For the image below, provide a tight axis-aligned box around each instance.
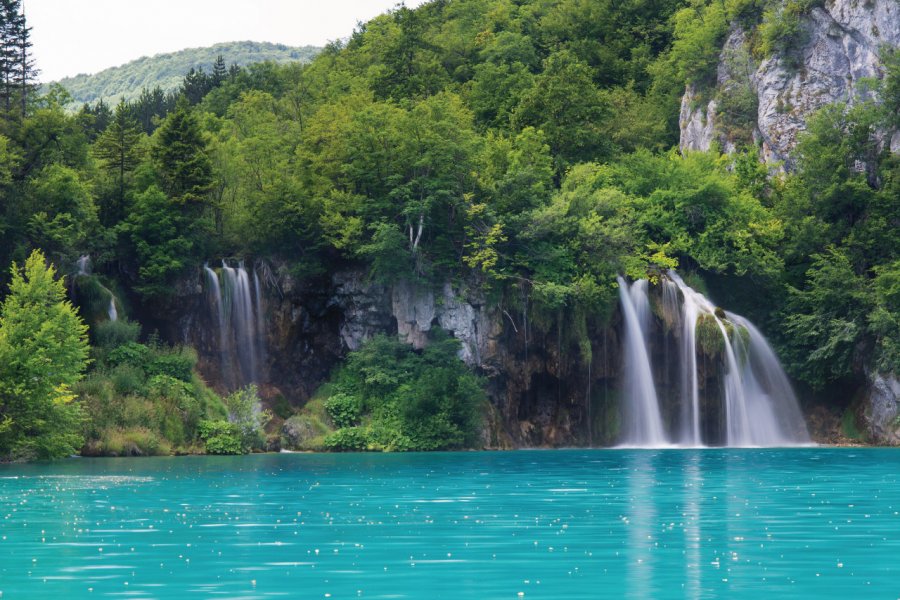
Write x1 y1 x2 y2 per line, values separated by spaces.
1 449 898 598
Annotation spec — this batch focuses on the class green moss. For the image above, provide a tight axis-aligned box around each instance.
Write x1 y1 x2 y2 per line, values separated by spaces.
696 314 726 358
840 407 864 441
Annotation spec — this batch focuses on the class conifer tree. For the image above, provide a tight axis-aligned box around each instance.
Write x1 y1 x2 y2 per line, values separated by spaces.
212 54 227 86
94 101 144 213
151 97 213 206
0 0 36 120
0 250 89 460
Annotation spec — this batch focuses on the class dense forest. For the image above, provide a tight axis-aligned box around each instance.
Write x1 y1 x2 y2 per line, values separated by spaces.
51 41 321 108
0 0 897 460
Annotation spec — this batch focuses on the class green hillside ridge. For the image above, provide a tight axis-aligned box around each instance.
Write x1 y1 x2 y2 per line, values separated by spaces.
51 41 320 106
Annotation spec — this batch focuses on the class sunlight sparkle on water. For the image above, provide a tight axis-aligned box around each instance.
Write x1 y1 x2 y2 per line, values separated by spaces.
1 449 899 598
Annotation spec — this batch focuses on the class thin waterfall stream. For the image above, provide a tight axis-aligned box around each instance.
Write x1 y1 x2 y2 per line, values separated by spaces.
204 260 268 389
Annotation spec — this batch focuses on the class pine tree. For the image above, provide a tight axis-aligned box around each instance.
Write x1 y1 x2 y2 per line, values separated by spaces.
0 250 89 460
182 66 212 105
212 54 227 86
94 101 144 214
0 0 36 120
151 97 213 206
12 1 35 117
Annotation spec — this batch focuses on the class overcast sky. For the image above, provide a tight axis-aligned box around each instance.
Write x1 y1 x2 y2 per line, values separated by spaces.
29 0 429 82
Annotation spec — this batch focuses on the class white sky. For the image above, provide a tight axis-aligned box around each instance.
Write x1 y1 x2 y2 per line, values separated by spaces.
29 0 429 82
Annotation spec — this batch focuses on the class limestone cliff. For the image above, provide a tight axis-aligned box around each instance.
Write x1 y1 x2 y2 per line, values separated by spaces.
152 266 621 449
680 0 900 165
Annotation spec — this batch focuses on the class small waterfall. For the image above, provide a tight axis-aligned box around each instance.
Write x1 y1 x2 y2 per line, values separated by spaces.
73 254 120 322
665 272 809 447
203 260 267 389
617 276 667 447
107 297 118 322
76 255 91 276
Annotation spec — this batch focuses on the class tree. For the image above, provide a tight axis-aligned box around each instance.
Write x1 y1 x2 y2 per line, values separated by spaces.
119 185 194 299
512 50 613 172
151 97 213 206
0 0 36 121
212 55 228 86
0 250 90 460
94 100 144 219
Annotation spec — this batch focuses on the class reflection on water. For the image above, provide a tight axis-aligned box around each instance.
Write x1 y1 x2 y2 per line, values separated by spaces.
1 449 899 598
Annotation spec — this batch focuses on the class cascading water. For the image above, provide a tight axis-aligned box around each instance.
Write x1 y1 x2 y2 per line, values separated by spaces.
73 254 120 322
617 276 668 447
616 272 810 448
203 261 267 389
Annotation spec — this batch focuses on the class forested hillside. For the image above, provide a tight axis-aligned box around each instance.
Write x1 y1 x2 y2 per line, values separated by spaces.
0 0 898 459
51 41 320 106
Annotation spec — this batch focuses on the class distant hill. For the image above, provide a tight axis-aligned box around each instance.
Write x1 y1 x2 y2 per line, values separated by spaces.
52 41 320 106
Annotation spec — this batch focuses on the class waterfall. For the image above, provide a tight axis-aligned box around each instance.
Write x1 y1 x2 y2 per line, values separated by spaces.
204 261 267 389
76 255 91 276
73 254 120 322
618 272 809 447
617 276 668 447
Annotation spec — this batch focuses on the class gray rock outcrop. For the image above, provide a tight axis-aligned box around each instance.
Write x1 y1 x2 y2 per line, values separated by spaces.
680 0 900 166
862 373 900 444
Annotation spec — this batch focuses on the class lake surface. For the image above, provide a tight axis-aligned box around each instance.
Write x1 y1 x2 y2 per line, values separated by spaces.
1 449 899 599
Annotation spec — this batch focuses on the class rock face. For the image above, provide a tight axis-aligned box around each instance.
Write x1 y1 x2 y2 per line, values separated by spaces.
862 374 900 445
153 266 617 448
680 0 900 166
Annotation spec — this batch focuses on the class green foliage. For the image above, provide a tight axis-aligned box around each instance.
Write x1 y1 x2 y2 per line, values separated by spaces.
52 41 320 107
151 99 213 204
0 0 898 457
666 0 728 86
223 384 270 452
316 332 486 451
119 185 196 299
325 392 361 429
145 347 196 382
757 0 822 60
0 250 90 460
199 419 244 455
106 341 151 367
324 426 370 451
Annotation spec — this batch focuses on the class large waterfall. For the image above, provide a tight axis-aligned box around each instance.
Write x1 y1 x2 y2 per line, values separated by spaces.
203 261 268 389
617 272 810 448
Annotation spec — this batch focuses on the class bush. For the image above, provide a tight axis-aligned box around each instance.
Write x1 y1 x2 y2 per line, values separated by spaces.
324 427 370 451
325 392 361 428
146 347 196 382
224 385 270 451
110 364 146 396
106 341 151 368
316 331 487 452
199 419 244 454
93 319 141 349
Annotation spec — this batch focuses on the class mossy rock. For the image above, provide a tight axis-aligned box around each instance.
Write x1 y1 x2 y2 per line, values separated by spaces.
696 314 726 358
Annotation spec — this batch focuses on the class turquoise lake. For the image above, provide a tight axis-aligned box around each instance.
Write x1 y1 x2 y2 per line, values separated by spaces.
1 449 899 599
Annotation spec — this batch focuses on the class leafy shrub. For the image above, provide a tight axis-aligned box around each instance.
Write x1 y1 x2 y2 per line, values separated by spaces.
199 419 244 454
325 392 361 428
324 427 370 451
93 319 141 349
316 331 486 452
106 341 151 368
110 364 147 396
224 385 270 451
146 347 197 382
